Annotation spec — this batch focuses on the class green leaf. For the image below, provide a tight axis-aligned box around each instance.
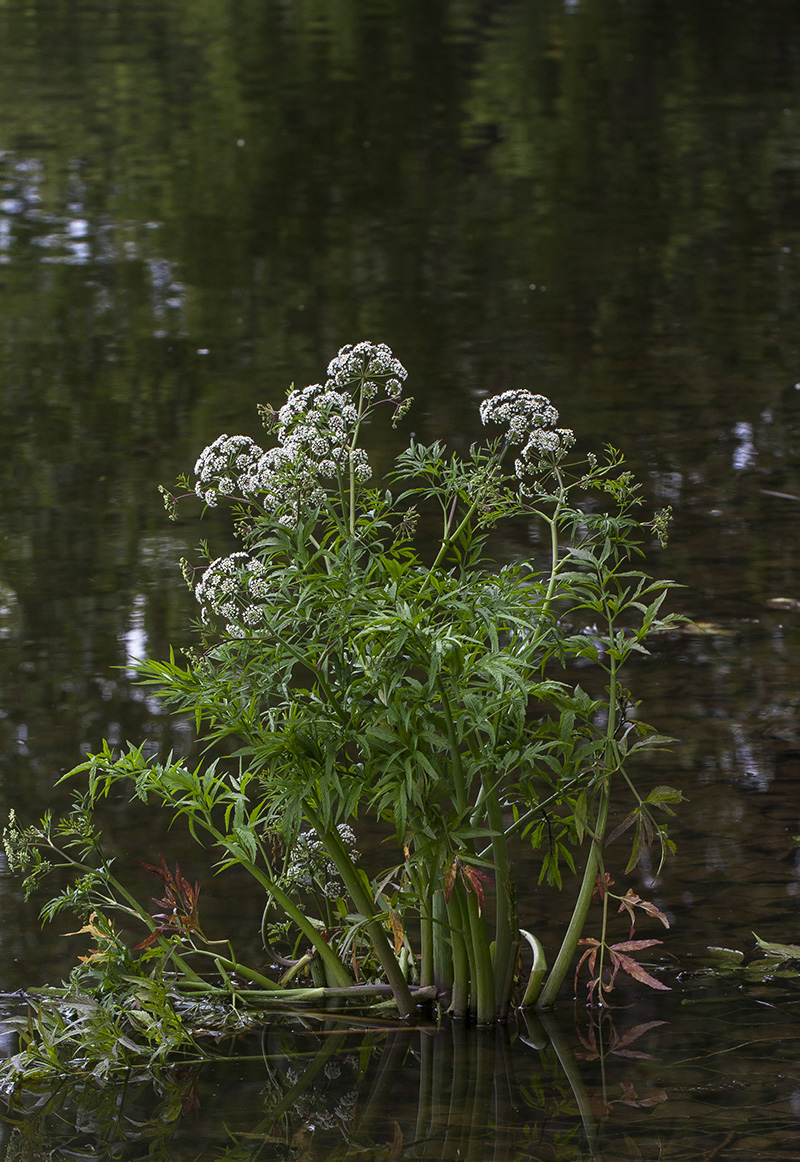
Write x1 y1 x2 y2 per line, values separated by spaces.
752 933 800 960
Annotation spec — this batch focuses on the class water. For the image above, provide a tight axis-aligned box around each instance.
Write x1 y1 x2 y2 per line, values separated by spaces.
1 0 800 1156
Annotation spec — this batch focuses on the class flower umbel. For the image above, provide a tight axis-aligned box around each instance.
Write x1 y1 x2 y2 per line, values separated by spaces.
191 342 408 523
480 388 575 479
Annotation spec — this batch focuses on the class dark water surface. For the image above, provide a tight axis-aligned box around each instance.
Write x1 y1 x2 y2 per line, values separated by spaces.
1 0 800 1157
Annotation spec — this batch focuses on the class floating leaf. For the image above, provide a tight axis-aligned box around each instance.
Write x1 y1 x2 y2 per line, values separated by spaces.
753 933 800 960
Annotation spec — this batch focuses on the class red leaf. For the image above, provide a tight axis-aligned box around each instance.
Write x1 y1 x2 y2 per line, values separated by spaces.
460 864 493 916
611 952 671 991
592 872 615 901
133 930 161 951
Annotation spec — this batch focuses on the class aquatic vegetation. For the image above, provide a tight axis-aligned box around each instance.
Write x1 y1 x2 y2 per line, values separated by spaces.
2 341 682 1071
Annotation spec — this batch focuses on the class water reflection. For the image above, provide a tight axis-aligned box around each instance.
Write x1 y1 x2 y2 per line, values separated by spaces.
5 985 800 1160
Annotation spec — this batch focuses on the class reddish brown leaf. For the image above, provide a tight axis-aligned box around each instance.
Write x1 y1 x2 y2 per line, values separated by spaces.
611 1020 667 1051
460 863 493 916
618 889 670 932
133 929 161 951
608 939 663 953
591 872 615 901
610 951 671 991
443 858 458 905
606 810 638 846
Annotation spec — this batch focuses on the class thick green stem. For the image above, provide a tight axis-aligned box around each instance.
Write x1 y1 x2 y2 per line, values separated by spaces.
419 875 434 990
536 786 609 1010
432 888 453 998
199 951 281 991
537 644 618 1010
446 887 471 1018
310 812 416 1018
464 887 496 1025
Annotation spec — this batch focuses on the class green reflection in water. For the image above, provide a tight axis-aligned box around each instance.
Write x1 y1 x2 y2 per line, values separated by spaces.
4 987 800 1160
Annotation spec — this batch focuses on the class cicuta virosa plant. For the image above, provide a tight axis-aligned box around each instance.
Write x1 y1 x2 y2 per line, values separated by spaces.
5 341 682 1031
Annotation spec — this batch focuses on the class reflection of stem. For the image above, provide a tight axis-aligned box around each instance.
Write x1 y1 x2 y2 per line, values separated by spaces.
415 1029 434 1151
535 1010 603 1161
248 1027 348 1150
464 1031 494 1162
444 1021 472 1158
355 1028 415 1136
597 1014 608 1113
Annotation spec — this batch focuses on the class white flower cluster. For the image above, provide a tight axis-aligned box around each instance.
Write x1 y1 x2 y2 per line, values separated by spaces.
194 435 263 507
192 343 408 523
194 552 272 635
327 341 407 401
479 389 575 477
283 824 360 900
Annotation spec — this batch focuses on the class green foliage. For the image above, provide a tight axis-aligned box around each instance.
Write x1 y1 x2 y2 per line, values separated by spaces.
4 342 683 1073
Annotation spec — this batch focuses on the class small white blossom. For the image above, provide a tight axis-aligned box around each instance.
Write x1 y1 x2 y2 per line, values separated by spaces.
479 390 560 444
192 343 408 529
480 389 575 475
326 341 407 395
283 825 361 900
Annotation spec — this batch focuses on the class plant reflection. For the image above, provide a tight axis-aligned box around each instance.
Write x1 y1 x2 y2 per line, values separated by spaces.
1 1008 671 1160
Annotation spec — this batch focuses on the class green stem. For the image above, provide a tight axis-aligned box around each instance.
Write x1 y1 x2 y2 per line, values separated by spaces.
446 887 471 1018
536 785 609 1010
432 888 453 998
419 872 434 990
464 887 495 1025
537 647 618 1010
596 869 610 1003
308 811 416 1018
427 497 481 576
190 950 281 991
542 509 561 613
207 825 353 989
